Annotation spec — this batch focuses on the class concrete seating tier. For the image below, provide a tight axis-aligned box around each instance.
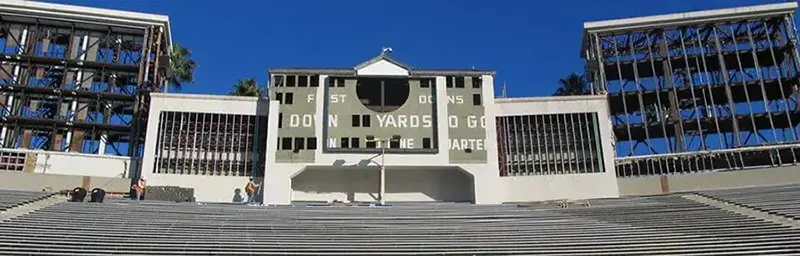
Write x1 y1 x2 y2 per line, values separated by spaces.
1 195 799 255
698 184 800 220
0 189 52 212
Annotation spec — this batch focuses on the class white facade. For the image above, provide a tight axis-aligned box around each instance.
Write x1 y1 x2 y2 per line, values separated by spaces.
141 93 280 203
138 60 619 204
495 96 619 202
266 70 504 205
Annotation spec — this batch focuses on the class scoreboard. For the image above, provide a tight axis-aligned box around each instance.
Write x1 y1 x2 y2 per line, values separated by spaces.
270 73 489 164
324 76 437 154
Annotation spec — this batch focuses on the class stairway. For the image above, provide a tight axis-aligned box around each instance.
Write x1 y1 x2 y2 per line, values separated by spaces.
0 191 798 255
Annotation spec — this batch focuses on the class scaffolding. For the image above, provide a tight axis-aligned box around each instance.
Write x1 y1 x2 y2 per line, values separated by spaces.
582 2 800 177
0 1 170 156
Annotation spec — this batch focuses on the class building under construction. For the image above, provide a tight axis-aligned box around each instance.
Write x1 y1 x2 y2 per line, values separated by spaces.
582 2 800 176
0 0 169 157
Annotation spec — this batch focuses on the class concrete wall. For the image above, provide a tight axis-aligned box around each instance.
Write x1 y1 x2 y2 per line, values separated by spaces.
142 93 280 202
140 86 619 204
618 165 800 195
291 167 473 203
0 171 130 192
503 173 619 202
0 148 134 178
145 174 253 203
494 95 620 202
0 148 134 193
265 64 503 205
617 176 663 196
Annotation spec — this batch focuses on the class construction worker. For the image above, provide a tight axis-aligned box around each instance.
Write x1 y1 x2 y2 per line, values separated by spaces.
245 177 260 204
132 177 146 201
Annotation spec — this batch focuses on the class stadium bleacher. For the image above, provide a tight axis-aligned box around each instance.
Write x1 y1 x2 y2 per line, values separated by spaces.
0 190 799 255
0 189 53 212
697 184 800 220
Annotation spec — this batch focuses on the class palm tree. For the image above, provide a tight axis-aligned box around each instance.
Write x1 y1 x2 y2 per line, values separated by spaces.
229 78 263 97
553 73 590 96
165 43 197 92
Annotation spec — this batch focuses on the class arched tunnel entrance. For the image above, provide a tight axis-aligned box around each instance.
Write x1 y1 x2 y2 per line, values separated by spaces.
290 166 474 203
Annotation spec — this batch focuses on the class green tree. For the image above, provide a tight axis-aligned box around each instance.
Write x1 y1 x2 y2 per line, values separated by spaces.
553 73 590 96
165 43 197 92
229 78 263 97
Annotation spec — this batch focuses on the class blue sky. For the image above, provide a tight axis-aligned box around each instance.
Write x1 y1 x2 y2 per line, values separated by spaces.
45 0 787 97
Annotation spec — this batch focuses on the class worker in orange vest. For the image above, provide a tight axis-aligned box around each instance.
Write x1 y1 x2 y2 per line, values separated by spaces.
132 177 146 201
245 177 260 204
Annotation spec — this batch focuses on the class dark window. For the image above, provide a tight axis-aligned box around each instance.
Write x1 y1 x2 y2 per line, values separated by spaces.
350 138 360 148
420 78 431 88
472 77 481 88
362 115 371 127
286 76 296 87
328 78 336 87
356 78 409 112
278 113 283 128
298 76 308 87
340 137 349 148
275 93 283 104
274 75 284 87
337 78 346 87
352 115 360 127
473 93 482 106
307 137 317 150
366 136 376 148
281 137 292 150
284 93 294 104
294 138 305 150
455 77 465 88
310 75 319 87
389 136 401 149
422 138 431 149
446 76 453 88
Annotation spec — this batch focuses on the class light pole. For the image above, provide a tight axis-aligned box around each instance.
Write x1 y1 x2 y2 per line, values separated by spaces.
366 135 401 205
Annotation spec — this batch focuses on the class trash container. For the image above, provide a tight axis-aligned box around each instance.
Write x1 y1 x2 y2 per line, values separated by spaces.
71 187 87 202
89 188 106 203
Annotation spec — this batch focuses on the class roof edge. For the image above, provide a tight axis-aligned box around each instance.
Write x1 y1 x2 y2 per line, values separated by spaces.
268 68 496 76
580 2 798 57
353 53 412 71
495 95 607 104
151 92 267 102
0 0 170 25
583 2 797 32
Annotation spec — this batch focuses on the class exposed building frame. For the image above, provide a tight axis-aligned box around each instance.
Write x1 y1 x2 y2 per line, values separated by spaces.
0 1 170 156
582 2 800 176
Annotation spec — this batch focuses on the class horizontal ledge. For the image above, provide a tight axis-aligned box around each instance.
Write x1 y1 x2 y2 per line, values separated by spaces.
615 143 800 162
583 2 797 33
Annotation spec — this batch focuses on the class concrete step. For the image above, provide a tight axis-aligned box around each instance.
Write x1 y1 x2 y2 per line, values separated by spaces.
1 243 799 255
0 195 65 222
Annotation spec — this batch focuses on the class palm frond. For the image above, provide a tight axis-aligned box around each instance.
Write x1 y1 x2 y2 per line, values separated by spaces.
229 78 263 97
553 73 590 96
166 43 197 92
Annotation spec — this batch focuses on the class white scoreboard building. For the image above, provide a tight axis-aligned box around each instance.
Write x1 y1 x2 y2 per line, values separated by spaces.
140 53 619 204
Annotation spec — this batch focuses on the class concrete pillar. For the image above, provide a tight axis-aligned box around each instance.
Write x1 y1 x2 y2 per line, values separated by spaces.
262 168 295 205
461 165 504 204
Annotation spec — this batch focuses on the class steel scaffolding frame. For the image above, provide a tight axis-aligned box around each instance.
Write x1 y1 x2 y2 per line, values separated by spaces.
0 6 168 157
583 4 800 177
